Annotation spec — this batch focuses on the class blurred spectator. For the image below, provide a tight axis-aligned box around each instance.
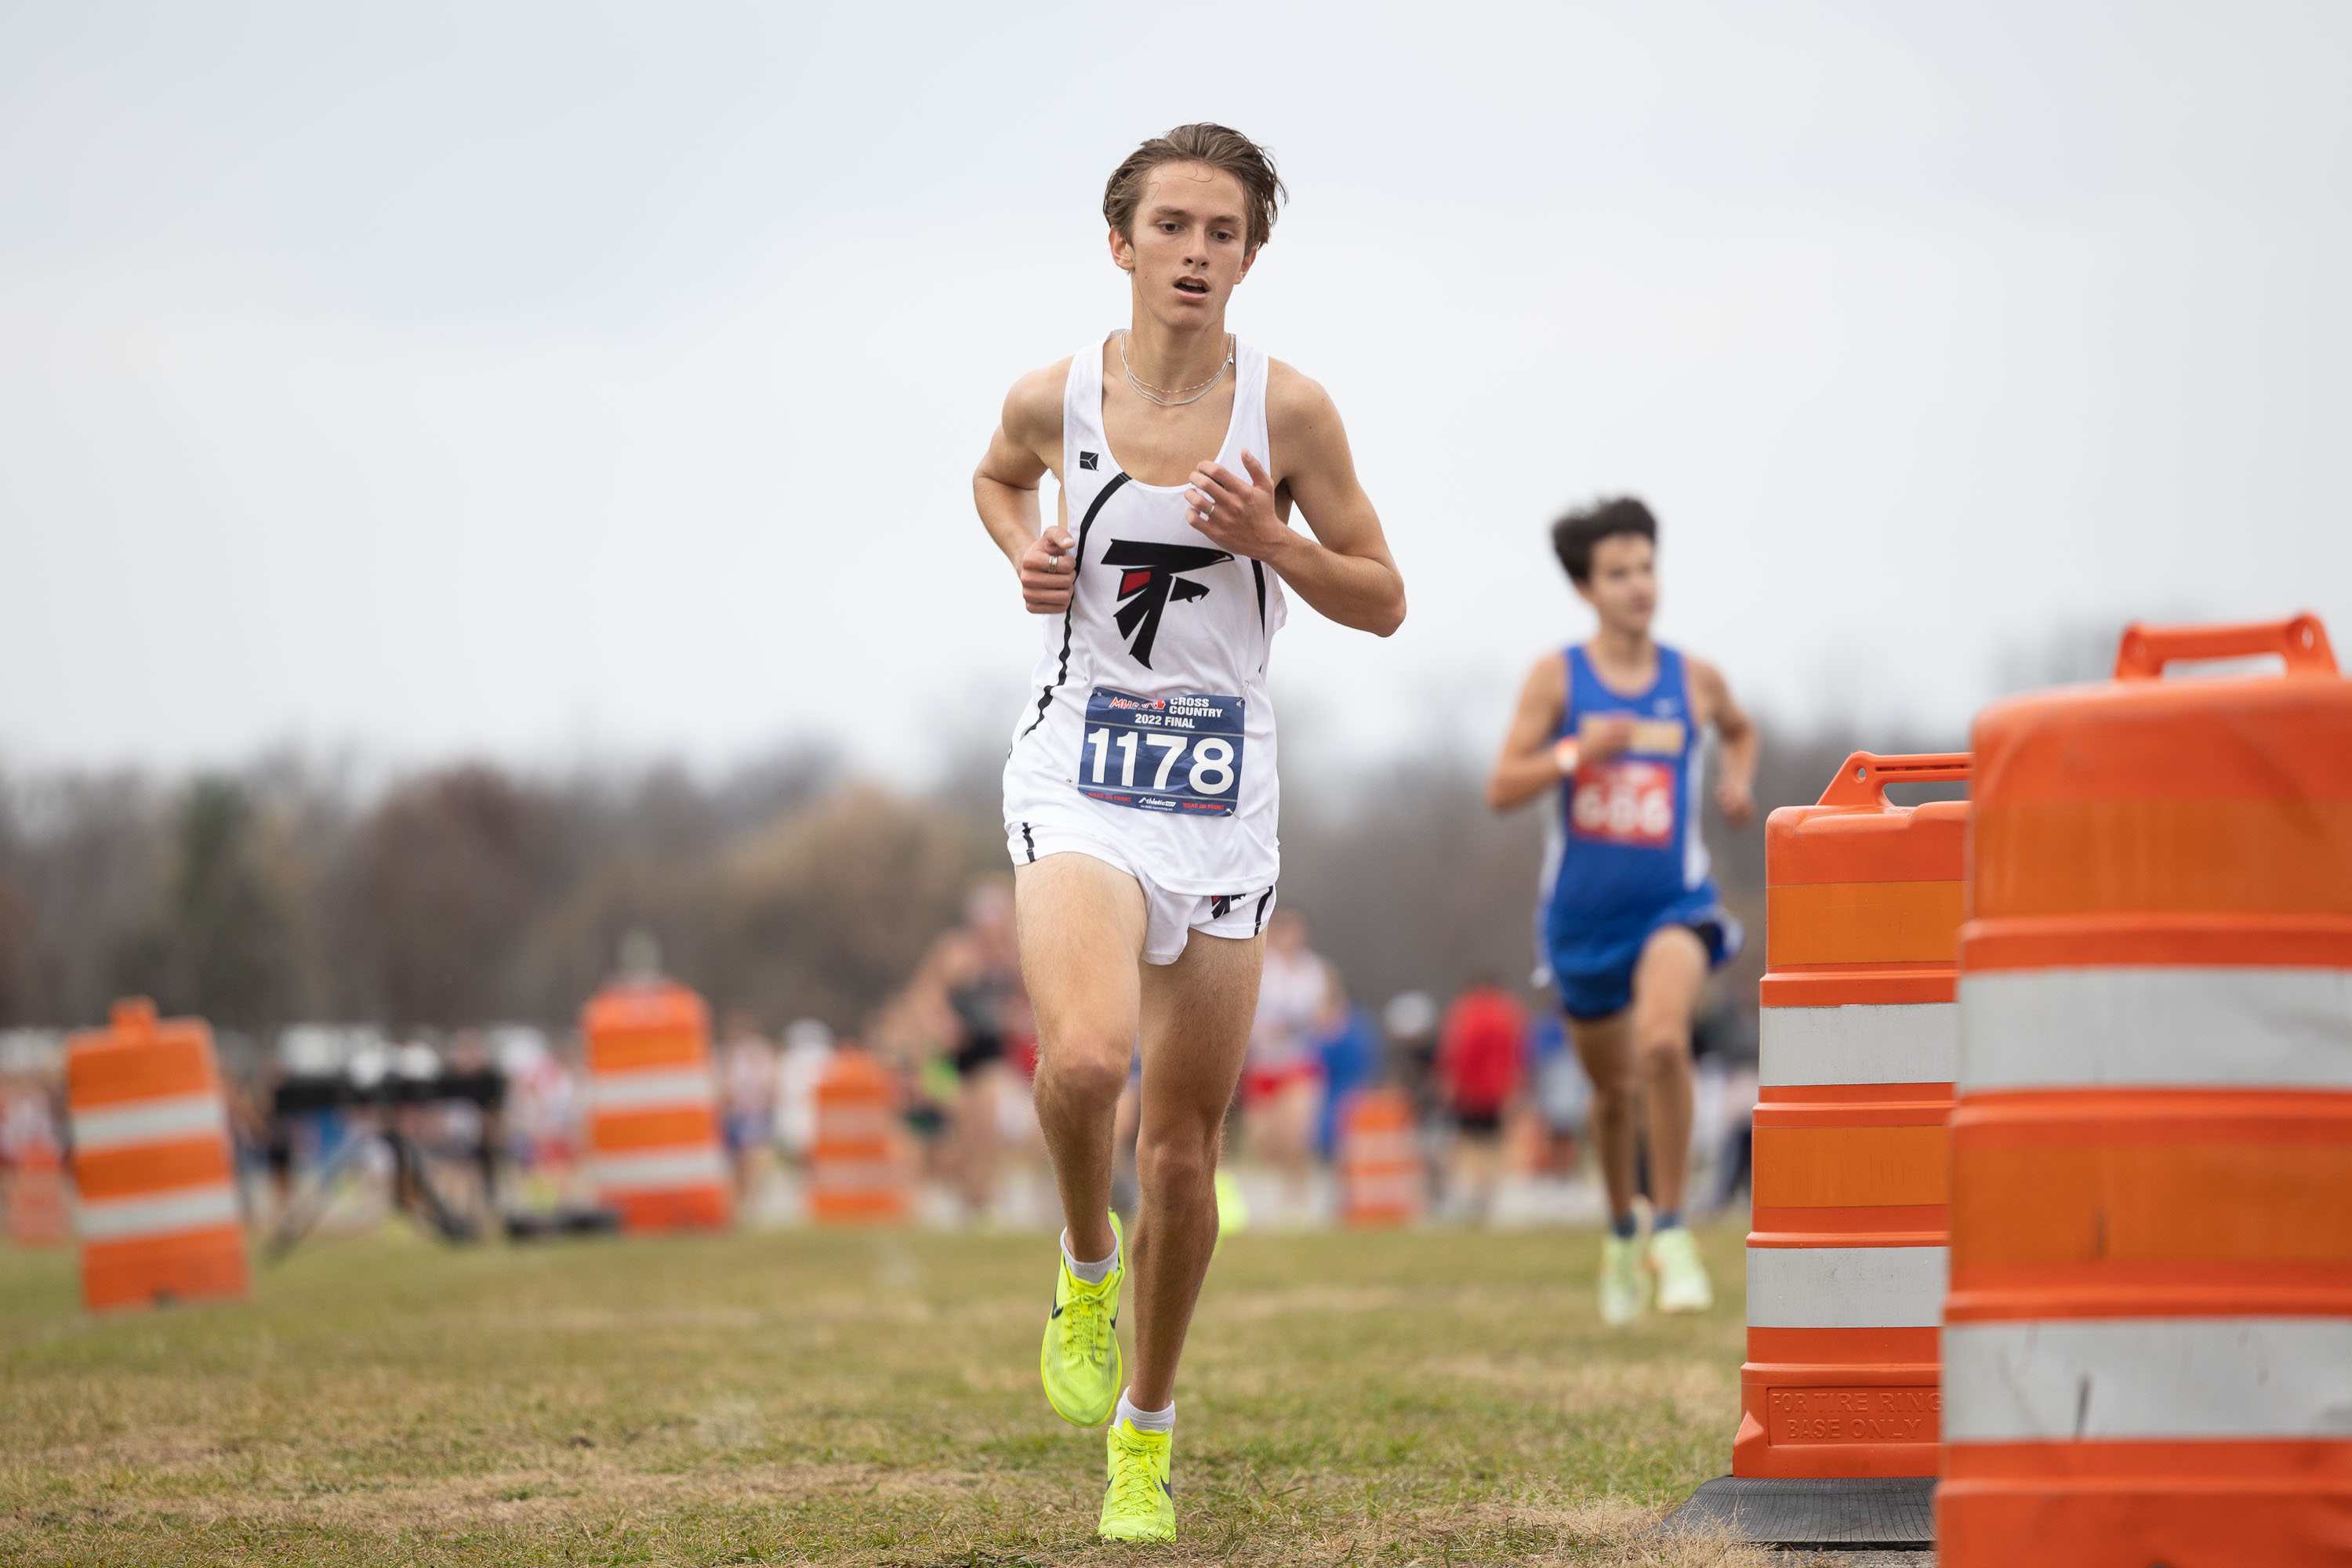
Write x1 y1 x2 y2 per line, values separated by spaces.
774 1018 836 1165
933 880 1026 1223
1382 989 1440 1112
720 1011 780 1200
1693 1000 1759 1219
1243 908 1331 1211
1436 975 1526 1223
1526 1009 1591 1178
496 1027 580 1214
1312 985 1381 1162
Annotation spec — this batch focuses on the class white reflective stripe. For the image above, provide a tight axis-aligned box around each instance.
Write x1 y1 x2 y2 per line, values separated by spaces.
75 1183 240 1242
1746 1244 1948 1329
1961 966 2352 1091
589 1071 715 1111
71 1093 227 1152
1761 1003 1958 1087
1945 1317 2352 1442
593 1148 726 1192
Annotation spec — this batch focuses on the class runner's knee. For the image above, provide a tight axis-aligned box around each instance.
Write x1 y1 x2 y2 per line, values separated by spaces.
1635 1022 1690 1075
1134 1125 1218 1196
1036 1036 1131 1107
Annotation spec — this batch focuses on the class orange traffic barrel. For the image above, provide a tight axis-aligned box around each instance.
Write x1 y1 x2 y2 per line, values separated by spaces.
1338 1087 1423 1227
581 979 731 1233
5 1124 73 1247
1737 751 1967 1479
65 1000 249 1310
1942 613 2352 1566
809 1048 906 1224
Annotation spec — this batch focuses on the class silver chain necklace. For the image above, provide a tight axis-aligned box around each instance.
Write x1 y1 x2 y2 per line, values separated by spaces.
1120 330 1235 407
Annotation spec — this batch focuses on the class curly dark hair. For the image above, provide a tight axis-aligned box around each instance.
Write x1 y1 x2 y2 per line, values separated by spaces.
1551 498 1658 584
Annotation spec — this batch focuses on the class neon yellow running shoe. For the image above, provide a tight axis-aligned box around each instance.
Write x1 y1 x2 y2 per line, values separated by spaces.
1599 1231 1650 1326
1650 1225 1715 1314
1040 1211 1123 1427
1098 1416 1175 1541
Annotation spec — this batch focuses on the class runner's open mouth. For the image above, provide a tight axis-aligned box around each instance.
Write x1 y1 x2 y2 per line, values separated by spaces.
1174 278 1207 295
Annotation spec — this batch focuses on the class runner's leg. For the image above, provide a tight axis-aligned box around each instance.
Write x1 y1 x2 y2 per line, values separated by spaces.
1017 852 1148 1264
953 1062 1003 1218
1628 924 1709 1218
1127 928 1262 1410
1566 1009 1637 1222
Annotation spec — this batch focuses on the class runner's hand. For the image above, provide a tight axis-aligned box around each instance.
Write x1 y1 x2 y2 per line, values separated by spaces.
1577 715 1636 764
1715 775 1756 828
1020 524 1077 615
1185 452 1287 559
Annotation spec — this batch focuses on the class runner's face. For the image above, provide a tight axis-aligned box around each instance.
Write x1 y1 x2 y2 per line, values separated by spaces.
1111 163 1255 327
1575 534 1657 637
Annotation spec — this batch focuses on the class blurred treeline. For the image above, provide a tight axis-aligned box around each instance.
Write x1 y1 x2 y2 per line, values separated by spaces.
0 720 1966 1039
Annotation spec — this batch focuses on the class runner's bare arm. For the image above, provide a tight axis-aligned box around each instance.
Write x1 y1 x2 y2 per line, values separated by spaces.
1486 654 1571 811
1181 365 1405 637
1687 657 1758 826
974 361 1076 615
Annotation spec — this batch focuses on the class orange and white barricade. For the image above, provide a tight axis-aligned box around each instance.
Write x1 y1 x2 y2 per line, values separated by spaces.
1737 751 1969 1479
66 1000 249 1310
1338 1087 1423 1227
809 1049 906 1224
581 979 731 1233
1942 614 2352 1565
4 1116 72 1247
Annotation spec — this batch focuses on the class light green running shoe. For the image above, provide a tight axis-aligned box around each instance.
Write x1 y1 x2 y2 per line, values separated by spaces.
1040 1211 1123 1426
1650 1224 1715 1313
1098 1416 1176 1541
1599 1230 1650 1326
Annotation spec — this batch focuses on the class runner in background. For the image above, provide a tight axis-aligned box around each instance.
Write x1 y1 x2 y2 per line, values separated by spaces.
719 1011 779 1202
1485 497 1758 1324
1240 907 1330 1218
1435 973 1526 1224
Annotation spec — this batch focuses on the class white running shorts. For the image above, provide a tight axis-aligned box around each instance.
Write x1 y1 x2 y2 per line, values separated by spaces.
1007 825 1276 966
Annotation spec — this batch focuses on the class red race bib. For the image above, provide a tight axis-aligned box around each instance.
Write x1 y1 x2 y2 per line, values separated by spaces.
1570 759 1676 848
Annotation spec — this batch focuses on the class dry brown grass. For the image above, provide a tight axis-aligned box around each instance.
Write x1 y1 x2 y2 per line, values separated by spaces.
2 1221 1755 1565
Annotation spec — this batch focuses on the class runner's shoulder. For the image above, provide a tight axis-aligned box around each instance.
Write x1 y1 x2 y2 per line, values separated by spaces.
999 356 1074 454
1265 358 1343 442
1679 653 1740 724
1525 648 1570 695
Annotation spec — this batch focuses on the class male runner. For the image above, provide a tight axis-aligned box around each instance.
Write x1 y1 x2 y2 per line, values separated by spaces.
973 123 1403 1541
1484 498 1755 1324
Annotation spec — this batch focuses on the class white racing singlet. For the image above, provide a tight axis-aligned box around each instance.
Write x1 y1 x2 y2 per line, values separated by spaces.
1002 334 1285 895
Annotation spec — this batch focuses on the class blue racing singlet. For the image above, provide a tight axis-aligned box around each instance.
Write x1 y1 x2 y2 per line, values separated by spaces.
1537 642 1732 985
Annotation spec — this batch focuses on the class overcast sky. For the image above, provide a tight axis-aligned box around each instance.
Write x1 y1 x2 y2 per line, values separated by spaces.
4 2 2347 783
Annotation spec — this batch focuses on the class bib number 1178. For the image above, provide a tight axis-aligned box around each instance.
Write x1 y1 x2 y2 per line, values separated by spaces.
1077 688 1245 817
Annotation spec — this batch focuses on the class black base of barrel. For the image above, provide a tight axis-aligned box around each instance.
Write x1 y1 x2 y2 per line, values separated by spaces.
1664 1475 1936 1548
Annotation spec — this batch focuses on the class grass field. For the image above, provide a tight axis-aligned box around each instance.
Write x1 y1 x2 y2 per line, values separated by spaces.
1 1221 1780 1566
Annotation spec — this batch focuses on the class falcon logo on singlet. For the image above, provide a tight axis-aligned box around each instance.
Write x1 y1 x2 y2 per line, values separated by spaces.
1103 540 1232 667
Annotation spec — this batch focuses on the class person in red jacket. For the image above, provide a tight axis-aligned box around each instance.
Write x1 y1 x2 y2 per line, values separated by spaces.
1436 975 1526 1223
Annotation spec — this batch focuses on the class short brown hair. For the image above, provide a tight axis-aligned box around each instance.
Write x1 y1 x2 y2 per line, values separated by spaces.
1552 497 1657 584
1103 124 1286 254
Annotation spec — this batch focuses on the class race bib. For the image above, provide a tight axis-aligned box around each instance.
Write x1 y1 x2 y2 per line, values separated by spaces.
1077 688 1245 816
1570 758 1676 848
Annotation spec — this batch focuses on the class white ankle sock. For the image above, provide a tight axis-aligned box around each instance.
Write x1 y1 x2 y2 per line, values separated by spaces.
1116 1389 1174 1432
1061 1229 1116 1285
